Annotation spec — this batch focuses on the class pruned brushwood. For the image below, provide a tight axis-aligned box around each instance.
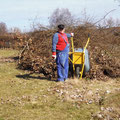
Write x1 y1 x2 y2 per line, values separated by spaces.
18 27 120 80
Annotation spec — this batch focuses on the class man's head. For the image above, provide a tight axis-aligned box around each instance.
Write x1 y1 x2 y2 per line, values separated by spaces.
58 24 65 33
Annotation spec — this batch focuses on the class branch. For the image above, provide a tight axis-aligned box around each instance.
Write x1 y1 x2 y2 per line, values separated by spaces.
93 9 116 26
88 9 116 28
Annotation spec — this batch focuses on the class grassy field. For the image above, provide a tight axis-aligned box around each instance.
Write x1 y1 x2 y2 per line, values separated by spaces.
0 49 120 120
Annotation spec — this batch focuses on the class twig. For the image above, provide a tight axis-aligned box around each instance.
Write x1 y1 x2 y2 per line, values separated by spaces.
93 9 116 26
18 39 30 64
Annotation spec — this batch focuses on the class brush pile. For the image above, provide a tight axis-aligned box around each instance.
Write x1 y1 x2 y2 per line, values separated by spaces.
18 26 120 80
0 33 28 49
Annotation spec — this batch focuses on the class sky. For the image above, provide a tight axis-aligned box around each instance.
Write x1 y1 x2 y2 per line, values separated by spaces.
0 0 120 32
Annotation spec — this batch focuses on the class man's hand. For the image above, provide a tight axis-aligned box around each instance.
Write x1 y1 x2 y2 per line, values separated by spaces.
71 33 74 37
52 52 56 60
52 55 56 60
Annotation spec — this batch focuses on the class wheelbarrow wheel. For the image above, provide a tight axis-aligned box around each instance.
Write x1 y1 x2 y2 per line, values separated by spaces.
76 66 80 78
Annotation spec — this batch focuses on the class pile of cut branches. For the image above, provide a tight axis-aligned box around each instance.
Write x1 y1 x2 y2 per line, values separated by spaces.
18 26 120 80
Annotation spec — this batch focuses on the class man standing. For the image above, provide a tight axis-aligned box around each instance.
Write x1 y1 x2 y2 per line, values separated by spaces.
52 24 74 82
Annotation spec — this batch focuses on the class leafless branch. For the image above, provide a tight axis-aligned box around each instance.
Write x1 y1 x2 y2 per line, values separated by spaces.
89 9 116 28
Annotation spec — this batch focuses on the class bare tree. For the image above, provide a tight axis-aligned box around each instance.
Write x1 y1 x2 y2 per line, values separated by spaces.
49 8 75 28
79 9 95 25
10 27 21 33
0 22 7 34
106 17 115 28
115 18 120 26
100 17 120 28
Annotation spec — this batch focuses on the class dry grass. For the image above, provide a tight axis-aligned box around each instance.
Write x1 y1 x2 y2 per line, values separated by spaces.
0 49 120 120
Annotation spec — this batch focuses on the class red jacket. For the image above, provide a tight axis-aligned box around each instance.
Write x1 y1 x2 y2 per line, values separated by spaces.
52 32 71 55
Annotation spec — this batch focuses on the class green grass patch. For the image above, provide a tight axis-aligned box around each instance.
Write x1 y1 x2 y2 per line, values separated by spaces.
0 118 4 120
0 49 18 57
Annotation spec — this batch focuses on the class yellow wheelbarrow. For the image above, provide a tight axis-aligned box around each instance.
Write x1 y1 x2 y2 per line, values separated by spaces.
69 34 90 79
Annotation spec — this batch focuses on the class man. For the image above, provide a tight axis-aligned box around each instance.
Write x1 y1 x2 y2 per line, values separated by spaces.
52 24 74 82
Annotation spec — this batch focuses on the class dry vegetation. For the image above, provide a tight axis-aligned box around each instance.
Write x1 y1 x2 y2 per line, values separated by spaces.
18 26 120 80
0 8 120 120
0 50 119 120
